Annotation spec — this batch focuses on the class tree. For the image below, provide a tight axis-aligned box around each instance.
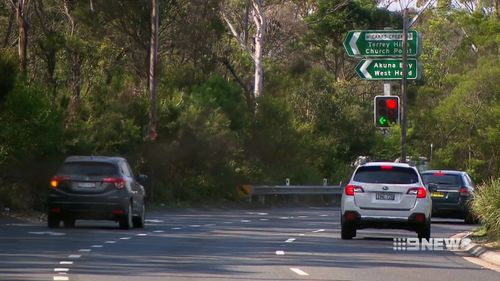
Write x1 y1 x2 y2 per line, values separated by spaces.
4 0 28 75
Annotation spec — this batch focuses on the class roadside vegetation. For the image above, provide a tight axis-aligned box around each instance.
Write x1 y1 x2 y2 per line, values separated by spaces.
0 1 498 211
472 178 500 239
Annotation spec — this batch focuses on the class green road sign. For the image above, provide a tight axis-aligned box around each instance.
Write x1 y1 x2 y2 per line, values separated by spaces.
355 58 420 80
344 30 420 57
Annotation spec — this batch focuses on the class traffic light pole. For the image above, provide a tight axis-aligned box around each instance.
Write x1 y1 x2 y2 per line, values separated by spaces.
400 8 408 164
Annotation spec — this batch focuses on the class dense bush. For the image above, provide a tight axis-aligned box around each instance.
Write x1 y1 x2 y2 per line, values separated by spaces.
471 178 500 239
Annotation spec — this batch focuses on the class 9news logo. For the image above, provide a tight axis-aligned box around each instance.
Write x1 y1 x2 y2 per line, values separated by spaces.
393 237 471 251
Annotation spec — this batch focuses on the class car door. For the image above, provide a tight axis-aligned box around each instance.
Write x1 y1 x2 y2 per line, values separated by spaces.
123 161 144 212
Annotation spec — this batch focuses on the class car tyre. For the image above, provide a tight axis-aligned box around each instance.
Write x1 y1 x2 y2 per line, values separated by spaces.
48 214 60 228
341 222 356 240
133 202 145 228
119 202 133 230
418 220 431 240
63 217 76 228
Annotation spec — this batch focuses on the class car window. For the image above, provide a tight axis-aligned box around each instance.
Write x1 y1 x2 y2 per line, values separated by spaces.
59 162 118 176
353 166 419 184
120 162 132 177
421 174 461 185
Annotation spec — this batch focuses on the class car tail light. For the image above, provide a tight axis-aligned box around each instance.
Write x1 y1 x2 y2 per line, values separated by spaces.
112 209 125 215
345 185 364 196
50 176 69 188
459 187 470 197
407 187 427 198
433 171 445 176
103 177 126 189
51 207 61 213
380 165 393 170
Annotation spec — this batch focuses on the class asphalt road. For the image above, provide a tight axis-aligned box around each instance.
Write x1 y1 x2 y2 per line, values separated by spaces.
0 207 498 281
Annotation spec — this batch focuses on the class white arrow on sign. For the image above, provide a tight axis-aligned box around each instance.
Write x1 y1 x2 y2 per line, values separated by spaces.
349 32 361 55
359 59 372 79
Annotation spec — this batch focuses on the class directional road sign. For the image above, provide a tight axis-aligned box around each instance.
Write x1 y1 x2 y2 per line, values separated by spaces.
355 58 419 80
344 30 420 57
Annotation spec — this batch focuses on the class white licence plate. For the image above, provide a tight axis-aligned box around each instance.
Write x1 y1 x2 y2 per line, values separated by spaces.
376 192 395 200
78 182 96 188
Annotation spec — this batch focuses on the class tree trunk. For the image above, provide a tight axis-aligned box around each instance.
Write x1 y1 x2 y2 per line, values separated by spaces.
3 12 14 48
252 0 266 100
148 0 159 141
15 0 28 75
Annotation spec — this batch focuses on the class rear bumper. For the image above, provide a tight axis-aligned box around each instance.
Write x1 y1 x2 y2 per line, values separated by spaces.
432 199 469 216
342 211 428 231
47 192 130 220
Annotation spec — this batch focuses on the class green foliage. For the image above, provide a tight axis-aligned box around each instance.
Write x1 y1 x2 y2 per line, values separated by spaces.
472 178 500 239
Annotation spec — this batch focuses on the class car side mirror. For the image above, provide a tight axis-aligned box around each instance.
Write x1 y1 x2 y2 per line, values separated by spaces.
427 183 438 192
137 174 148 185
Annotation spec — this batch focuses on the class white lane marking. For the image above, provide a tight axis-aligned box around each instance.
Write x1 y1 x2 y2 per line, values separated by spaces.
299 234 305 236
275 250 285 255
59 261 73 265
290 268 309 276
91 245 103 248
204 224 216 227
285 238 296 243
223 222 233 224
137 233 148 236
105 241 116 244
312 229 325 233
153 230 165 233
259 218 269 221
29 231 66 236
189 225 201 228
68 255 81 259
240 220 251 223
54 268 69 272
78 249 91 252
320 214 328 217
258 212 268 215
280 217 289 219
145 219 163 223
53 276 69 281
298 216 308 218
171 227 182 230
120 237 131 240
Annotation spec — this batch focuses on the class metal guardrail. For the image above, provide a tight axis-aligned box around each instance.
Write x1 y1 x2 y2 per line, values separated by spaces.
238 184 343 203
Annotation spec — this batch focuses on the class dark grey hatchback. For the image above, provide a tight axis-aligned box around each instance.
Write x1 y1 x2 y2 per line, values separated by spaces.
47 156 146 229
420 170 476 224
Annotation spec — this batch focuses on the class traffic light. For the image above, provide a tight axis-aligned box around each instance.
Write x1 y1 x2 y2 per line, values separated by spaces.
374 95 400 128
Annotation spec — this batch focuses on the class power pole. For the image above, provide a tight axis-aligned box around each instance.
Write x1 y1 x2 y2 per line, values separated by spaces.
148 0 159 141
400 8 408 163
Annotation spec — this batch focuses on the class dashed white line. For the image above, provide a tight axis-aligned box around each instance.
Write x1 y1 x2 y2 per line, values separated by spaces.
105 241 116 244
259 218 269 221
223 222 233 224
137 233 148 236
299 233 305 236
171 227 182 230
320 214 328 217
189 225 201 228
285 238 296 243
68 255 81 259
78 249 91 252
298 216 308 218
240 220 251 223
290 268 309 276
275 250 285 255
153 230 165 233
91 245 103 248
312 229 325 233
53 276 69 281
59 261 73 265
54 268 69 272
120 237 131 240
258 212 268 215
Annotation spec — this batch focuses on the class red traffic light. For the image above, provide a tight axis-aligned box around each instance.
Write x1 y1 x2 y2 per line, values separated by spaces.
386 99 397 110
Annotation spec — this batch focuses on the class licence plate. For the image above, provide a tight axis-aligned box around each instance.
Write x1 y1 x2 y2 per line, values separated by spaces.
78 182 96 188
431 192 445 198
376 192 395 200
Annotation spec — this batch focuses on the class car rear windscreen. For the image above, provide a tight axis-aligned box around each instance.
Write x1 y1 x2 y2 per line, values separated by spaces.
421 174 461 185
59 162 118 176
353 166 419 184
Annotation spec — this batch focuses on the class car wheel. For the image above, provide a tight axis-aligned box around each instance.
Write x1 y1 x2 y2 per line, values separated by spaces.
418 221 431 240
63 218 76 228
48 214 60 228
341 222 356 240
133 202 145 228
119 202 133 230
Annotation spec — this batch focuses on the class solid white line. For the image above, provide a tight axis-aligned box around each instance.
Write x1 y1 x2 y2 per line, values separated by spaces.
54 268 69 272
120 237 131 240
290 268 309 276
153 230 165 233
91 245 103 248
275 250 285 255
53 276 69 281
285 238 296 243
59 261 73 265
68 255 80 259
312 229 325 233
105 241 116 244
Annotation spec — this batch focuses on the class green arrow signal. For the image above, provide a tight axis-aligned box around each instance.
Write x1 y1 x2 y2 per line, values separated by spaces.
378 116 388 126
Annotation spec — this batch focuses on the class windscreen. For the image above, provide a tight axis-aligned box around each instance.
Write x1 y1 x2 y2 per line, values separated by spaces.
353 166 419 184
59 162 118 177
421 174 461 185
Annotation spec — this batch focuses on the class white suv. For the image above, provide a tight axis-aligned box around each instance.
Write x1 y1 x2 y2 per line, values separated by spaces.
341 162 433 240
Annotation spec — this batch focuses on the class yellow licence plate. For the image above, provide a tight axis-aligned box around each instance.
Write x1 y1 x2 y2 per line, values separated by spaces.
431 192 445 198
